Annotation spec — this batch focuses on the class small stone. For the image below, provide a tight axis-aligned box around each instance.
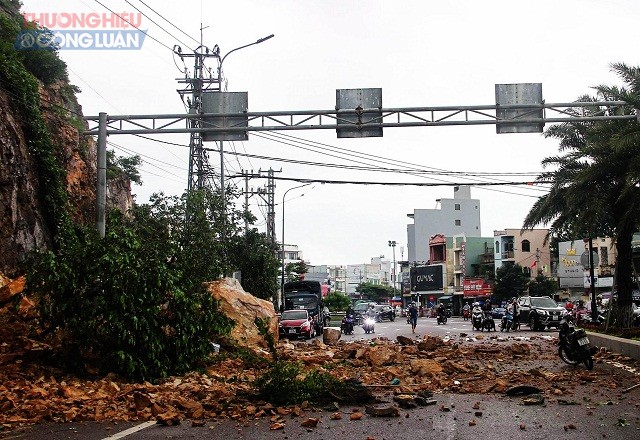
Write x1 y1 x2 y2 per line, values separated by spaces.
350 412 363 421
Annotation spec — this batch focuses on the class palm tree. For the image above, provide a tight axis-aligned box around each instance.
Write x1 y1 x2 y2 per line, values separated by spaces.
524 63 640 327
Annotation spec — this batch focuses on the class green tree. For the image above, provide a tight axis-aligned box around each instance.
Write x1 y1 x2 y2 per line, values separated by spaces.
323 291 351 311
528 273 557 297
229 228 279 301
493 264 529 301
107 149 143 185
355 282 394 303
285 260 308 282
524 63 640 327
27 190 236 381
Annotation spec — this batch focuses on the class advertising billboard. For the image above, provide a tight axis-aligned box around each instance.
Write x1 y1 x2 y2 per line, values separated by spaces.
410 265 444 292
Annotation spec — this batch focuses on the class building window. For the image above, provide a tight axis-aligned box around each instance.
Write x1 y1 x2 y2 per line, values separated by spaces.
455 219 461 226
495 241 500 254
455 204 461 210
521 240 531 252
600 247 609 265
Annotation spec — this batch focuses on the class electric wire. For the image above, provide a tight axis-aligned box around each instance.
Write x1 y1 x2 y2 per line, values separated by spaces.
91 0 173 51
136 0 201 45
124 0 194 51
107 140 186 171
206 143 546 177
254 131 549 198
107 141 187 181
260 130 549 193
66 67 122 114
228 174 551 187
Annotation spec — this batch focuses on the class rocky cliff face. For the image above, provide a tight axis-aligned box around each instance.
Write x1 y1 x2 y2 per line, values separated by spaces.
0 82 132 278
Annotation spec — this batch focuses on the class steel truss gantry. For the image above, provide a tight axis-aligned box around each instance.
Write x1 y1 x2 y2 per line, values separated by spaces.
84 100 637 136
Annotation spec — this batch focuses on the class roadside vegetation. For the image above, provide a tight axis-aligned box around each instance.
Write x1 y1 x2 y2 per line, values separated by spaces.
524 62 640 328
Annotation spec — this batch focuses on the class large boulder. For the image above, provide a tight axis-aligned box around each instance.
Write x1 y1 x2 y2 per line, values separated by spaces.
206 278 278 349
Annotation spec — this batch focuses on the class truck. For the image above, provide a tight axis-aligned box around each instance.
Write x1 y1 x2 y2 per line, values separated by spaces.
283 280 327 334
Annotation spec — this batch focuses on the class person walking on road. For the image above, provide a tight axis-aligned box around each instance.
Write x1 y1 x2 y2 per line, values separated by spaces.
408 302 418 333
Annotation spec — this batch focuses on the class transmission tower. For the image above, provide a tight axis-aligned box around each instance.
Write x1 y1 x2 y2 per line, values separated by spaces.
173 38 221 193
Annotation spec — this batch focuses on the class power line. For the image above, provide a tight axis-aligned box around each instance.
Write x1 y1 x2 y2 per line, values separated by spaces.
136 0 201 45
92 0 173 51
260 131 550 193
204 144 548 178
251 132 549 197
124 0 194 51
228 174 550 187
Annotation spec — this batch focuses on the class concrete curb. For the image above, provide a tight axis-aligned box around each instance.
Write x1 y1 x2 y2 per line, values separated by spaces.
586 331 640 361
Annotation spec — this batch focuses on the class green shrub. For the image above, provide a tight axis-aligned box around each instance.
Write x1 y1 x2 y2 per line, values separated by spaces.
253 361 342 405
28 205 234 381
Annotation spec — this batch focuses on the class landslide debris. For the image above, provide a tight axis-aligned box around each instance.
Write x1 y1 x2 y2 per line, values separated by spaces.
2 274 640 432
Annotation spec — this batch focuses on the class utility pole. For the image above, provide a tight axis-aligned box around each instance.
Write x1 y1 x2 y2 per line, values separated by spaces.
388 240 397 295
174 33 220 194
261 168 281 246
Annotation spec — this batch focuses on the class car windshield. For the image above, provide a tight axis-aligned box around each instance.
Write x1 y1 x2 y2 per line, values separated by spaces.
531 297 560 308
284 295 318 310
354 303 374 312
281 310 307 320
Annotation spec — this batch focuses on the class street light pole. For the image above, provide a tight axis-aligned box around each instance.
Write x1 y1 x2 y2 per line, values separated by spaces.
216 34 274 209
280 183 311 310
388 240 397 296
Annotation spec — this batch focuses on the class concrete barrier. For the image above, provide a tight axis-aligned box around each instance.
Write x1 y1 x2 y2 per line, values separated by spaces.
587 331 640 361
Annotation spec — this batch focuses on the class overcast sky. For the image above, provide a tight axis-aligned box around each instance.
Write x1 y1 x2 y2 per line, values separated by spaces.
21 0 640 266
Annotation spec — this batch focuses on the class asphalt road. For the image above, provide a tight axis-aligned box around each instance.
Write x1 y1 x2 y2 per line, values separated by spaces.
5 317 640 440
331 315 554 341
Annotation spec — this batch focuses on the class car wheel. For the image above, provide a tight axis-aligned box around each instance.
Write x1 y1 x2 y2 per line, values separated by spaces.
529 315 537 331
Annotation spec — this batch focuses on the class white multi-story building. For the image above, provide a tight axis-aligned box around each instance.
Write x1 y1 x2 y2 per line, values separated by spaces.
407 186 481 264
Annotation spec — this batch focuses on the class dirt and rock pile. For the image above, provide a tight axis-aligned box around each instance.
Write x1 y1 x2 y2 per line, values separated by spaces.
1 274 639 432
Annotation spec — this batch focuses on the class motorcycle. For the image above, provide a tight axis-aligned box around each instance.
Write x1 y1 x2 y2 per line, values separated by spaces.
341 314 355 335
558 314 596 370
482 312 496 332
500 311 513 332
462 309 470 321
362 317 375 334
436 312 447 325
472 309 484 331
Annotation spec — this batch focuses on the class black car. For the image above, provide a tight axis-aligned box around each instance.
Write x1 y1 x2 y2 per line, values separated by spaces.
518 296 566 331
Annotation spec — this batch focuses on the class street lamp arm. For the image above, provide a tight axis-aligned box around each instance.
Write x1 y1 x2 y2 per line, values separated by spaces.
219 34 275 68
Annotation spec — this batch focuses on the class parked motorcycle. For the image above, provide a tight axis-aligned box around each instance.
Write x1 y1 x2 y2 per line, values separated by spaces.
558 314 596 370
362 317 375 334
341 314 355 335
482 312 496 332
472 309 484 331
500 311 513 332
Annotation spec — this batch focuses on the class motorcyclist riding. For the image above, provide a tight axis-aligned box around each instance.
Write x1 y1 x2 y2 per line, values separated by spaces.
342 306 355 334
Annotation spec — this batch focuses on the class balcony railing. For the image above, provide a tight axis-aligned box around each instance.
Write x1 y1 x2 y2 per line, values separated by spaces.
480 254 495 264
501 251 515 259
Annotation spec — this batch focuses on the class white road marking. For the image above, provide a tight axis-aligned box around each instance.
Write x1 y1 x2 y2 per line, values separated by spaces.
102 421 156 439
